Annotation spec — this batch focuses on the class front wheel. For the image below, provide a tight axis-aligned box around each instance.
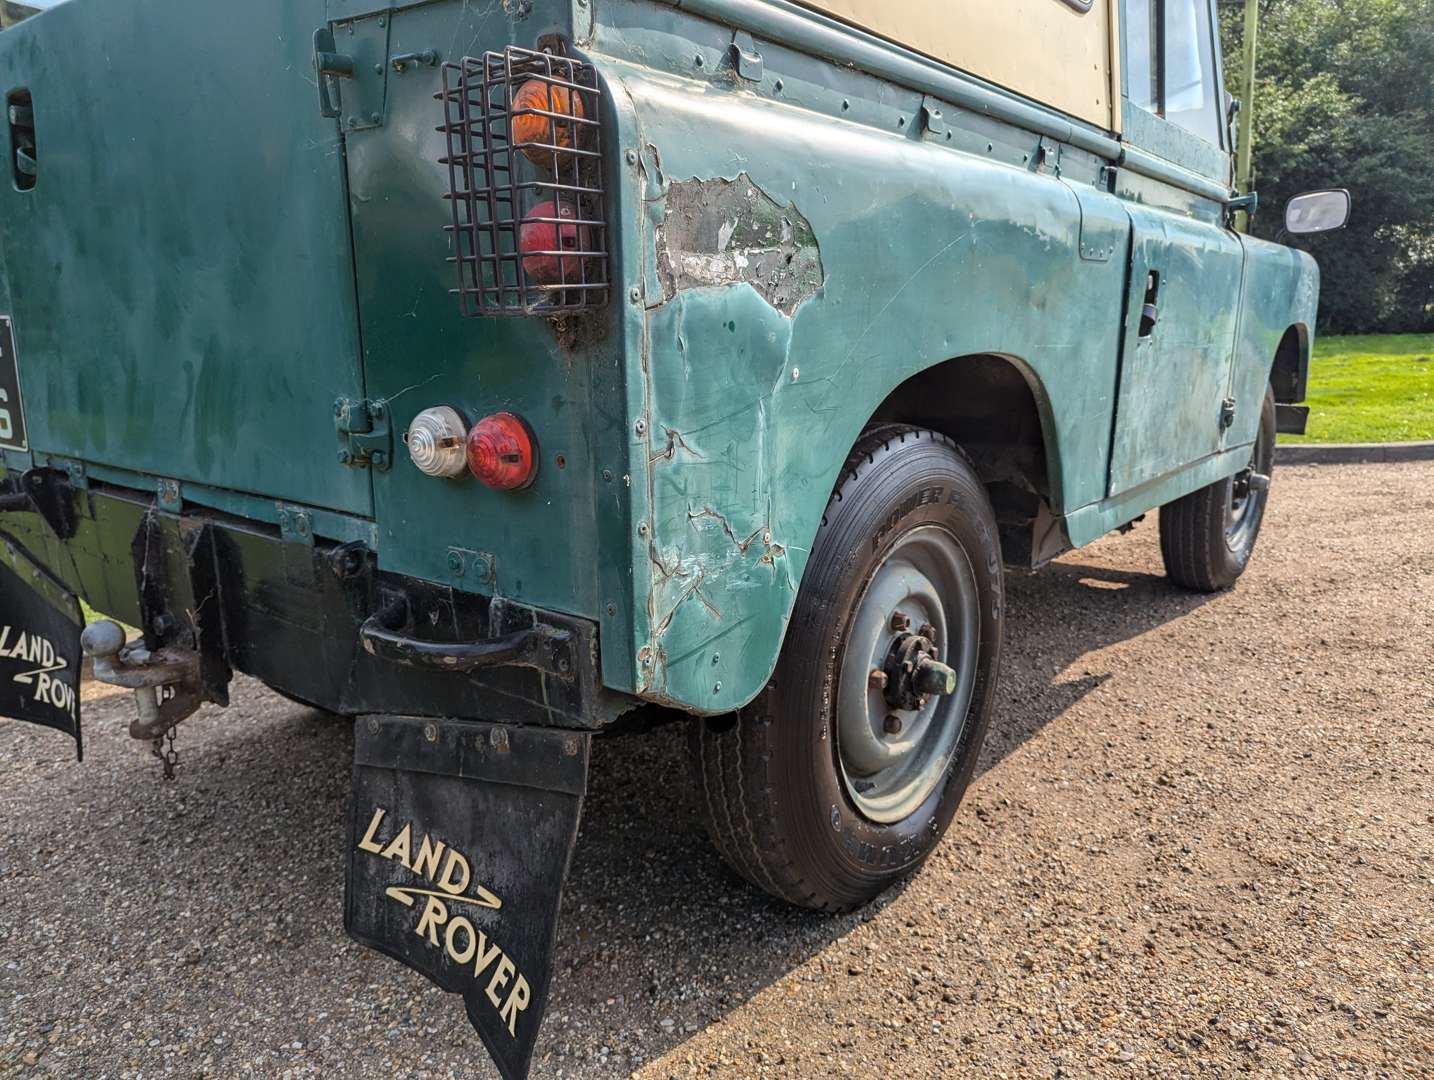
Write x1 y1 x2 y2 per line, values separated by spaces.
689 426 1004 912
1159 387 1276 592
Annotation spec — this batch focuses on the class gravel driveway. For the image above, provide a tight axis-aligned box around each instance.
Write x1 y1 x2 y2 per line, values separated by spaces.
2 462 1431 1079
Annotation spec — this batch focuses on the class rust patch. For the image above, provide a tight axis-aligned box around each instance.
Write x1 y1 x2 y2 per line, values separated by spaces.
656 172 823 316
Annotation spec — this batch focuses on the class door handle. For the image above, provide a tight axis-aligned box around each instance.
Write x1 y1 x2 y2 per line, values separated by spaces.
1138 270 1161 337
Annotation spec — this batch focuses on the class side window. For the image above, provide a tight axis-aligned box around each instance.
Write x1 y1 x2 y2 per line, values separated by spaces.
1124 0 1224 147
1163 0 1222 145
1125 0 1158 113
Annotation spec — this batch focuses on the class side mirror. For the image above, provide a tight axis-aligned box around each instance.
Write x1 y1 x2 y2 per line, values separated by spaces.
1285 189 1351 235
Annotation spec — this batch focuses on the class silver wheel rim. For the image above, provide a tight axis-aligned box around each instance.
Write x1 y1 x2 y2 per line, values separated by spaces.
835 525 980 825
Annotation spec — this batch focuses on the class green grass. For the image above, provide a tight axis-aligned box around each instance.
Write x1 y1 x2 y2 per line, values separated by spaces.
1281 333 1434 444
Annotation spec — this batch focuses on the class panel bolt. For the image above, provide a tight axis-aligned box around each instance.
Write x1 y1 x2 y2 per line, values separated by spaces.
884 713 903 736
606 603 617 616
347 117 358 128
367 716 380 734
338 449 352 464
447 551 464 574
868 668 888 690
370 112 382 124
602 469 613 482
423 722 438 742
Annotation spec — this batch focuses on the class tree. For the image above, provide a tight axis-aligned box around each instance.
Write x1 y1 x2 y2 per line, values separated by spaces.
1219 0 1434 332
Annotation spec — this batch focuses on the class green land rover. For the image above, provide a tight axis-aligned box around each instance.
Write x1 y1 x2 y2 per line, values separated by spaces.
0 0 1348 1075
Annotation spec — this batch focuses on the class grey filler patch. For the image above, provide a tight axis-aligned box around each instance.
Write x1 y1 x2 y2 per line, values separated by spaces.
655 172 823 316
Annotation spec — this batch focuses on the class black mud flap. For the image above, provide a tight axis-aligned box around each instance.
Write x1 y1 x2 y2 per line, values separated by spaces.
0 534 82 757
345 715 590 1080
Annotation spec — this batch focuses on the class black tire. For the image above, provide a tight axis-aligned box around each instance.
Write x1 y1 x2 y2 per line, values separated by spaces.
689 425 1004 912
1159 387 1277 592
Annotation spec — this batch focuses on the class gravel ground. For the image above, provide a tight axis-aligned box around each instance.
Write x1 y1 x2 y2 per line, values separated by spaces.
1 462 1432 1079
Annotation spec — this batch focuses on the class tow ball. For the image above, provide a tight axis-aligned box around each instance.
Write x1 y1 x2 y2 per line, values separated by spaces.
80 619 205 741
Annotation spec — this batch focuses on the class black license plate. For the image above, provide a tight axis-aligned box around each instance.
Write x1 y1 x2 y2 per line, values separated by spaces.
0 535 82 755
0 316 27 452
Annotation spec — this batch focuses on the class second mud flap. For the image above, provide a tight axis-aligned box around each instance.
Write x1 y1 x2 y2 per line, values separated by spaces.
345 715 591 1080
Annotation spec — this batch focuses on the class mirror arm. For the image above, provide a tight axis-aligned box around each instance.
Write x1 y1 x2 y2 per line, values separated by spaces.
1226 191 1258 229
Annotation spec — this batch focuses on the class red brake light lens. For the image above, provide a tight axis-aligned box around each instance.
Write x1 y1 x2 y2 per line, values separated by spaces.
465 412 537 490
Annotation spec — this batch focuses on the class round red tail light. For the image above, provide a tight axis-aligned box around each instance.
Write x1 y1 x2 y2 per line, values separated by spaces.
466 412 538 490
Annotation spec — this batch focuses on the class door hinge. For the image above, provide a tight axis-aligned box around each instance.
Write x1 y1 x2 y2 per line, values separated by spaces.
1219 397 1238 431
335 397 392 471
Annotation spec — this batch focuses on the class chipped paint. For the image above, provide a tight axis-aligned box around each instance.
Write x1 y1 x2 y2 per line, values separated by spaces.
655 173 824 317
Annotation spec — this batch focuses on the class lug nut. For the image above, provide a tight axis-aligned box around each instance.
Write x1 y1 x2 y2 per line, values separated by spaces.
883 714 903 736
868 669 888 690
890 612 911 632
919 622 937 640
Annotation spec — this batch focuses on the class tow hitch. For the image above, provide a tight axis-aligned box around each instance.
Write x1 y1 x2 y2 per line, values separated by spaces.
346 714 590 1080
81 618 207 777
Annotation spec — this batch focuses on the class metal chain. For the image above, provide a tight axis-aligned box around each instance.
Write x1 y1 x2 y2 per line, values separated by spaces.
151 724 179 781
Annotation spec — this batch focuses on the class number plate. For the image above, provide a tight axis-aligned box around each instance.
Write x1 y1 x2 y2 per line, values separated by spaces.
0 317 28 452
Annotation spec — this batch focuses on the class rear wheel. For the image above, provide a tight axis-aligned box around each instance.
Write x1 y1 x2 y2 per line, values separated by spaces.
1159 387 1276 592
689 426 1003 911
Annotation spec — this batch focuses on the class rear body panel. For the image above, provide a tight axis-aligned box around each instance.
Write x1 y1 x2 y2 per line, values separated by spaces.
0 0 371 515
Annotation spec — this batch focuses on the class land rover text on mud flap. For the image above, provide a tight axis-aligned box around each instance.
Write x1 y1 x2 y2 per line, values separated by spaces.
0 0 1348 1075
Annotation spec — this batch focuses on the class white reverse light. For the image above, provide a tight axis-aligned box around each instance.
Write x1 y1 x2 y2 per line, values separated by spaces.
404 406 469 478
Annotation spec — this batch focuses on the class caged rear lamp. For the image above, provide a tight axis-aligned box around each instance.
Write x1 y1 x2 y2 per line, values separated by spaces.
437 45 609 317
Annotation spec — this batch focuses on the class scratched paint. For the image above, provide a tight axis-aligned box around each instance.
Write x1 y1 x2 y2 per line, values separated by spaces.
655 173 824 316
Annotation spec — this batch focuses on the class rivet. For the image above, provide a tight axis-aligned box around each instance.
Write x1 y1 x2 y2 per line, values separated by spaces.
629 286 641 302
376 15 385 26
373 63 384 75
424 722 438 742
602 468 613 482
367 717 380 734
634 418 647 436
625 149 637 165
447 551 464 573
606 603 617 616
370 111 382 124
713 681 722 693
637 522 649 536
695 54 704 68
711 652 720 665
347 117 358 128
774 79 784 92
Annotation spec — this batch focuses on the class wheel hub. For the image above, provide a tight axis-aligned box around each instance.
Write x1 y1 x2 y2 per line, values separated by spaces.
880 631 958 712
835 526 980 824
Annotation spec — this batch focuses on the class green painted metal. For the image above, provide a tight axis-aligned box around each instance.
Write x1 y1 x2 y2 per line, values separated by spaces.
0 0 1321 722
0 0 372 517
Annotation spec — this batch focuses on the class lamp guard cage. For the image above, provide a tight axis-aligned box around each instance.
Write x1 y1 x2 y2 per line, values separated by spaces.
437 46 609 316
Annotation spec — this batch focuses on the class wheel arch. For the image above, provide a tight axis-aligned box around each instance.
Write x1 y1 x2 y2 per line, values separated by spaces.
867 352 1067 569
1270 322 1312 403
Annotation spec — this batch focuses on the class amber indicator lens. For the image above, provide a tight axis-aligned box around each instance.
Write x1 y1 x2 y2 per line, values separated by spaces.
466 412 538 490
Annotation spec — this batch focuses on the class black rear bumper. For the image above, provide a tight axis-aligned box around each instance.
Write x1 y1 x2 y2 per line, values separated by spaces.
0 476 622 730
